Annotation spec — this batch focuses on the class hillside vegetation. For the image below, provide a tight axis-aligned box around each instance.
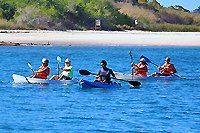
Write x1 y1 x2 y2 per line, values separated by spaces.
0 0 200 31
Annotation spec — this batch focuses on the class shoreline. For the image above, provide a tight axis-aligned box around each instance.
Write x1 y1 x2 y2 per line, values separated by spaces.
0 30 200 46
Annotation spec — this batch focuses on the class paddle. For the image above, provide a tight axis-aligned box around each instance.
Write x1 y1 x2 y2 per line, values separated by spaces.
24 76 31 84
57 56 61 76
26 63 35 83
28 63 35 74
79 69 141 87
129 51 133 63
129 51 134 80
140 55 185 79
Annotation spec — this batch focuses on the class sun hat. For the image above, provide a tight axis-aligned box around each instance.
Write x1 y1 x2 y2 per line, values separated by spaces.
140 58 145 62
42 58 49 63
65 58 70 63
165 57 170 61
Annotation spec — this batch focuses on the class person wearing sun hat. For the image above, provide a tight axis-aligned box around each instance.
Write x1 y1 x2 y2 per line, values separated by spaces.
58 58 73 80
151 57 177 76
50 58 73 80
159 57 177 76
30 58 50 79
131 58 148 76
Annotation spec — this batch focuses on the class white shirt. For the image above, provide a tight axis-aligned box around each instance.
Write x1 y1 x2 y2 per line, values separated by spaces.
61 66 73 78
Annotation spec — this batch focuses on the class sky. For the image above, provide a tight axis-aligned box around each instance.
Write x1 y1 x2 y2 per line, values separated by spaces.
156 0 200 11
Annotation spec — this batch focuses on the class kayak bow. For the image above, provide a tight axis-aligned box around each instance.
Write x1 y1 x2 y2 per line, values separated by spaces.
12 74 78 84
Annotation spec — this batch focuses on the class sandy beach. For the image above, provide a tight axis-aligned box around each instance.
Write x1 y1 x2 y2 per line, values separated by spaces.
0 30 200 46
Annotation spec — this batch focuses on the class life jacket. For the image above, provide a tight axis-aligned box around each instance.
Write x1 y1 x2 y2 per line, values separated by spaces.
98 68 113 83
134 63 148 76
161 63 173 75
35 66 50 79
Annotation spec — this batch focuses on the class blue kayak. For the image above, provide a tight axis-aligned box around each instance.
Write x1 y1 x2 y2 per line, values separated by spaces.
79 79 121 89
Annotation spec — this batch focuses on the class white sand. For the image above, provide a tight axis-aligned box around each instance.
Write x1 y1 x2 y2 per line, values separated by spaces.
0 30 200 46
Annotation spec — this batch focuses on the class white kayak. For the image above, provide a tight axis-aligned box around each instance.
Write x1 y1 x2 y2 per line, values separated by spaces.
12 74 78 84
114 72 179 81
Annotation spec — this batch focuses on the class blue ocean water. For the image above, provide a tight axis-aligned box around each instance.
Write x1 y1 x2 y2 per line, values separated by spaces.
0 46 200 132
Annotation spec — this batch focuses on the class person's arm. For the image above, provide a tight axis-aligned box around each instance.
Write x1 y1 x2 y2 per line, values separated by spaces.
96 70 101 78
131 62 139 69
158 64 165 71
131 62 135 67
138 65 147 71
61 67 71 71
110 69 116 78
47 68 50 76
36 66 48 73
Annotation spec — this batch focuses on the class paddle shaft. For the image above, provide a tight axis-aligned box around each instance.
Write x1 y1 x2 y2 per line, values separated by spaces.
129 51 134 80
79 69 141 86
24 76 31 84
57 62 60 76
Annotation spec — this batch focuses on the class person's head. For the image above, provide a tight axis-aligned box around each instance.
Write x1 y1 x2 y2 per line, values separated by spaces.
42 58 49 66
100 60 107 68
65 58 71 66
140 58 146 64
165 57 170 63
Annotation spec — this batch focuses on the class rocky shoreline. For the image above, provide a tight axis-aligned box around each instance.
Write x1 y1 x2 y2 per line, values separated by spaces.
0 41 50 46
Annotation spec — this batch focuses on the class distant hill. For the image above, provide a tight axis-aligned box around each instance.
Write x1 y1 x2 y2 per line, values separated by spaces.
0 0 200 31
113 1 200 31
193 6 200 14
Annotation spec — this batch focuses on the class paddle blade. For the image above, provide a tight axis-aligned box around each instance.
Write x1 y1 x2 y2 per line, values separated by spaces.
28 63 33 69
57 56 61 63
79 70 91 75
28 63 35 74
129 51 132 56
140 55 151 63
57 56 61 76
128 80 141 87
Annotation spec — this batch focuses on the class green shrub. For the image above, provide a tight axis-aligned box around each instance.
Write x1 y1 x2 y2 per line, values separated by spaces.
0 19 29 29
147 23 200 32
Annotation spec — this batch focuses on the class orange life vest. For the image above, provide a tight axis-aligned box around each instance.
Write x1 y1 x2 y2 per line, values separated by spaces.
134 63 148 76
35 66 50 79
161 63 173 75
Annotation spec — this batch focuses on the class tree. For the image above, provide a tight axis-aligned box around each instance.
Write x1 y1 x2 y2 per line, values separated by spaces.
0 1 16 20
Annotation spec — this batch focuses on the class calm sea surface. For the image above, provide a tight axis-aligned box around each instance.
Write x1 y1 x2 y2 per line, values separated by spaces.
0 46 200 132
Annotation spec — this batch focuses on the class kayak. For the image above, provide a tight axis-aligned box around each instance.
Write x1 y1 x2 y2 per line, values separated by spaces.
114 72 179 81
12 74 78 84
79 79 121 89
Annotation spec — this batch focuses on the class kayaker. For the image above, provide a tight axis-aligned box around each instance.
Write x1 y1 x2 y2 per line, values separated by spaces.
151 57 177 76
50 58 73 80
131 58 148 76
96 60 116 83
30 58 50 79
